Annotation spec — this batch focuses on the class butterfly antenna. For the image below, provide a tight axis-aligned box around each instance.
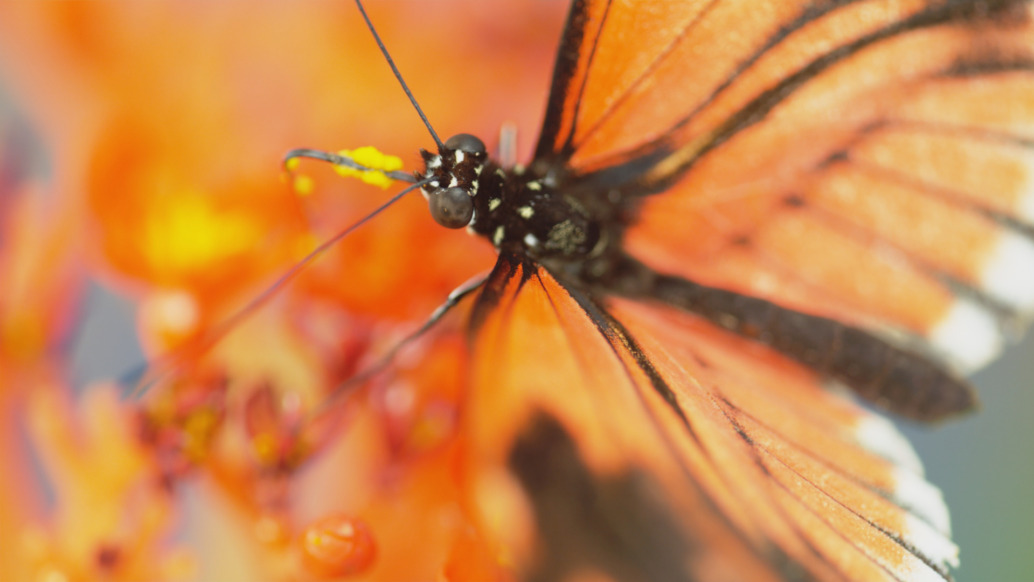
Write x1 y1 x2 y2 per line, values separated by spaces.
128 176 432 400
354 0 444 150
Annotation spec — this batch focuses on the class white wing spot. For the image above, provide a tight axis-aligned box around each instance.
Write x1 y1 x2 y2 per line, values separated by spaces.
855 415 924 475
518 206 534 219
1015 149 1034 223
929 299 1002 372
981 230 1034 312
904 514 959 570
893 467 952 536
854 414 958 579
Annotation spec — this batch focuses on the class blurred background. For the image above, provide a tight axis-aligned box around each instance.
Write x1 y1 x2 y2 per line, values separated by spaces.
0 2 1030 581
906 340 1034 582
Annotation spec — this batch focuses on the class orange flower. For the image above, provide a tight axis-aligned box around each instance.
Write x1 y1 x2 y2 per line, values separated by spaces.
0 2 565 581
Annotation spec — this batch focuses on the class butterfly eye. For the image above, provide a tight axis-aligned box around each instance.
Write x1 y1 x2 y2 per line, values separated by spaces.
429 186 474 229
443 133 486 156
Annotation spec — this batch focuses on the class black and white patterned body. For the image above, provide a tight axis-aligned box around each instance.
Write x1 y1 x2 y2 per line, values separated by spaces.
418 134 619 278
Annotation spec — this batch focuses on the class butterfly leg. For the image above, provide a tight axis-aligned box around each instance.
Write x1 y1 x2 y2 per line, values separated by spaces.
311 272 489 417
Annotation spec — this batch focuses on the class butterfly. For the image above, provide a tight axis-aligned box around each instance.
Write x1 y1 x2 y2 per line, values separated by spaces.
282 1 1034 581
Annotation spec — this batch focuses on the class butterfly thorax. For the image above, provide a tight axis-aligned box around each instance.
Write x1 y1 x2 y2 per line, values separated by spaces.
419 134 611 267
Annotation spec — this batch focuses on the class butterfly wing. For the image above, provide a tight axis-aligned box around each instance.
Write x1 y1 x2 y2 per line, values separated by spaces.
535 0 1034 372
464 254 956 581
452 1 1034 579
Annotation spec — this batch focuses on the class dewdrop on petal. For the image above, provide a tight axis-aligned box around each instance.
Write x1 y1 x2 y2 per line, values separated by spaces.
301 514 377 578
334 146 403 189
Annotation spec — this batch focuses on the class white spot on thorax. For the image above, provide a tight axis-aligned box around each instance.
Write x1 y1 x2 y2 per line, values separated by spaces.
455 150 465 164
488 198 501 212
493 226 505 246
517 206 534 219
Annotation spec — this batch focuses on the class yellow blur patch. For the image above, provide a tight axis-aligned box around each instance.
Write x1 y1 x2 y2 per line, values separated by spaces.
183 409 220 461
334 146 403 189
252 432 279 466
292 174 315 196
144 191 262 274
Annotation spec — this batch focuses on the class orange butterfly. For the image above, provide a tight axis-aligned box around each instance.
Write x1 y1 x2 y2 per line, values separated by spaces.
288 1 1034 580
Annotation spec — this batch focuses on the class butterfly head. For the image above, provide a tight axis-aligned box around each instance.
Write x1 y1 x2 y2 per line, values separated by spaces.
419 133 488 229
420 133 608 267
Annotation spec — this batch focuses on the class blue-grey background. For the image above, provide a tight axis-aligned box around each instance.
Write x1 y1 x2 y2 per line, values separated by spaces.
905 336 1034 581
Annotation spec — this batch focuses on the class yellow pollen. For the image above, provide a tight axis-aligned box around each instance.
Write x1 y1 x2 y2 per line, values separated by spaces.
334 146 403 189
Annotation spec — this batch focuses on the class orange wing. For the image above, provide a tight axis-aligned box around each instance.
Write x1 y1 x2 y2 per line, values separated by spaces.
535 0 1034 373
463 254 956 582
